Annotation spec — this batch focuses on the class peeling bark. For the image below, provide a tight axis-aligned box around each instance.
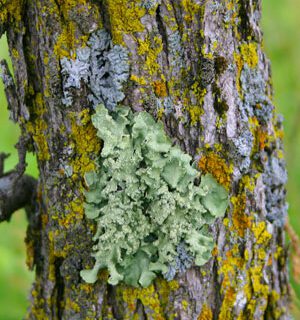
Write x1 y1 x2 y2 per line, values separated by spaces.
1 0 290 319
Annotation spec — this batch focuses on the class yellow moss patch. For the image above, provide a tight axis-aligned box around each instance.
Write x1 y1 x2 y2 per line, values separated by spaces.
137 36 164 77
157 107 165 120
156 278 179 306
54 21 89 59
182 299 189 310
80 283 93 294
130 74 147 85
198 152 232 190
218 246 244 289
186 84 206 125
198 303 213 320
25 239 35 270
182 0 201 24
59 198 84 228
244 266 269 316
240 175 256 192
120 279 179 319
65 297 80 313
11 48 19 58
122 285 165 319
252 221 272 245
55 109 100 231
27 120 50 161
234 42 259 93
233 52 243 93
28 288 48 319
69 109 101 178
0 0 23 28
240 43 259 68
107 0 146 45
218 287 237 320
26 93 50 161
51 0 100 59
187 105 203 126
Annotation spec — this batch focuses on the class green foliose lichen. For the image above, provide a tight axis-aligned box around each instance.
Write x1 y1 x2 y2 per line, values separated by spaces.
80 104 228 287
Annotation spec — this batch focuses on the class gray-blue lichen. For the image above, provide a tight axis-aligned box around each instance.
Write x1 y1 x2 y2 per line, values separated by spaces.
141 0 161 10
0 62 14 88
168 30 184 71
61 29 129 110
240 65 273 123
80 104 228 288
164 242 194 281
262 116 288 227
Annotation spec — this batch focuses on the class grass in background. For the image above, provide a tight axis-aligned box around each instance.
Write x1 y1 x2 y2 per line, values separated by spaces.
0 37 36 318
0 0 300 318
262 0 300 308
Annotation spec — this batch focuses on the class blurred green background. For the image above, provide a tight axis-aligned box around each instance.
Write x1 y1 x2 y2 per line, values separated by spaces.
0 0 299 318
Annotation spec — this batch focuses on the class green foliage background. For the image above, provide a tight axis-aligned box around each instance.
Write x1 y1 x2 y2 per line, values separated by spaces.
0 1 299 317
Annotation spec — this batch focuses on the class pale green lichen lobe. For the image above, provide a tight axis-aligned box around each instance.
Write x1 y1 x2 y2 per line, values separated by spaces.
81 104 228 287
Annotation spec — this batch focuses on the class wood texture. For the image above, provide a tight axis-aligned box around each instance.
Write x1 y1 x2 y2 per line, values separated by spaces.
1 0 290 319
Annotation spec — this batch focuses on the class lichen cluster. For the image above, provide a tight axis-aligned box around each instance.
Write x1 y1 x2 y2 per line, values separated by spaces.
61 29 129 110
81 104 228 287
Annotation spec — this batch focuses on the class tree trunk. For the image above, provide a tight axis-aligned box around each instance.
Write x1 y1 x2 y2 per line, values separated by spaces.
0 0 290 319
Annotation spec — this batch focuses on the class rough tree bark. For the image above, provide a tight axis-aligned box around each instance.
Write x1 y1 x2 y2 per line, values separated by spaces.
0 0 290 319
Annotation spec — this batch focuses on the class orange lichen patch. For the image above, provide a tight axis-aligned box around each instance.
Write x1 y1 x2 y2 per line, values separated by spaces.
198 303 213 320
198 152 232 190
218 287 237 320
249 116 271 153
153 80 168 98
106 0 146 45
231 194 252 238
228 175 258 237
257 128 269 151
